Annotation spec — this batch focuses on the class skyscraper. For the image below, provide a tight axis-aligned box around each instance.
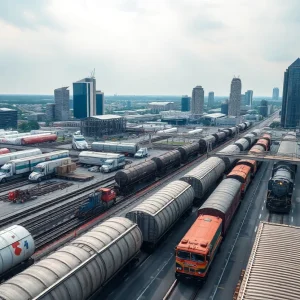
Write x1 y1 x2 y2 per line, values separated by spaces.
281 58 300 128
73 77 97 119
272 87 279 100
228 77 242 118
181 95 191 112
241 94 245 106
260 99 268 117
191 86 204 115
221 99 229 115
208 92 214 108
54 87 70 121
96 90 104 115
245 90 253 107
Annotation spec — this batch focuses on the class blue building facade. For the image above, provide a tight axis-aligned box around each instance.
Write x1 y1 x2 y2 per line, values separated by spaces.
96 91 104 115
181 95 190 112
281 58 300 128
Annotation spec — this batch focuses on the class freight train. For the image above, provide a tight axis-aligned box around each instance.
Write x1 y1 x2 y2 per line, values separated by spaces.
77 122 255 216
115 122 254 194
266 132 297 213
0 127 271 300
174 134 271 282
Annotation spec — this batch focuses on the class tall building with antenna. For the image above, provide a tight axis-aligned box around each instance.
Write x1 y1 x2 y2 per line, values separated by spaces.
228 77 242 118
73 70 104 119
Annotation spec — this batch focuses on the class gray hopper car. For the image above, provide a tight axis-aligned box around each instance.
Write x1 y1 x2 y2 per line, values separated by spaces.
125 180 194 249
151 150 181 172
218 145 240 170
177 143 200 162
180 157 225 200
243 133 256 146
0 217 142 300
114 160 157 190
234 138 250 151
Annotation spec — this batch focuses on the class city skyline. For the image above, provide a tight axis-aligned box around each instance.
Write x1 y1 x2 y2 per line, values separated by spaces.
0 1 299 95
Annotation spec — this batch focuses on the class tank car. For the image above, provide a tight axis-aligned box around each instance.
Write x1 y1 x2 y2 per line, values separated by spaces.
220 129 231 137
20 134 57 145
234 138 250 151
177 143 199 163
115 160 157 192
0 225 35 281
0 148 10 155
199 136 216 154
251 129 261 136
228 127 237 136
212 131 226 143
238 123 246 131
151 150 181 173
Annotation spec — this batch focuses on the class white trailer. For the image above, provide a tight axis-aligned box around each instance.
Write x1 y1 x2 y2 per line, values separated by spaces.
0 150 69 183
0 131 18 136
29 157 72 182
100 156 126 173
187 128 203 135
0 149 42 167
91 142 139 156
79 151 125 166
156 127 178 134
72 135 88 150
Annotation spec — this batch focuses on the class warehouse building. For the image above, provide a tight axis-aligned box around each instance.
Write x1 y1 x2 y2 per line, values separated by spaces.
148 102 174 113
0 108 18 129
80 115 126 137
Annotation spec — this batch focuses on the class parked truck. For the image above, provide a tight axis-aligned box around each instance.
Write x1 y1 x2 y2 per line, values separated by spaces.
91 142 140 156
72 134 88 150
134 148 148 158
28 157 72 182
79 151 125 167
0 150 69 183
100 156 126 173
0 149 42 167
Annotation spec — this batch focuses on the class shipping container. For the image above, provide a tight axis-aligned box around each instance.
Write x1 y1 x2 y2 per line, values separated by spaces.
180 157 225 200
126 180 194 248
198 178 242 235
0 217 142 300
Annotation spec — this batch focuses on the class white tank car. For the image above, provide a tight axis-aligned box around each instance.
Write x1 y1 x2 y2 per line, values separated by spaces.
0 225 35 275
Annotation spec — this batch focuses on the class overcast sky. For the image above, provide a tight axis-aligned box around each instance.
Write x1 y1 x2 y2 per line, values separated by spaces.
0 0 299 96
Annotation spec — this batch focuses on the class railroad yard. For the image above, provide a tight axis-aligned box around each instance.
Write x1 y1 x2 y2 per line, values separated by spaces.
0 112 299 300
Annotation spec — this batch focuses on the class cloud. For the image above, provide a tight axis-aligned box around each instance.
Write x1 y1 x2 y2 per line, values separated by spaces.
0 0 59 30
0 0 299 95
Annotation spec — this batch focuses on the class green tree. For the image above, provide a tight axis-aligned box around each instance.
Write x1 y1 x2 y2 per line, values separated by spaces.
18 121 40 132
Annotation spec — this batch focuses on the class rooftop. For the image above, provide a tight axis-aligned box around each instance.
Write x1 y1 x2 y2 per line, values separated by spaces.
289 57 300 68
0 108 15 112
148 102 174 105
89 114 123 120
203 113 226 119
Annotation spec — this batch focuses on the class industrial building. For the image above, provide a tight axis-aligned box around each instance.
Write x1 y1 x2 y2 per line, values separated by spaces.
181 95 190 112
191 86 204 115
148 102 174 113
54 87 70 121
80 115 126 137
228 77 242 118
73 76 104 119
281 58 300 128
0 108 17 129
27 113 46 122
46 103 55 121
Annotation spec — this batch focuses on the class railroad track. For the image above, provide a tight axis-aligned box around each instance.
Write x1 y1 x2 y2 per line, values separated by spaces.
0 176 115 228
163 280 201 300
0 178 30 194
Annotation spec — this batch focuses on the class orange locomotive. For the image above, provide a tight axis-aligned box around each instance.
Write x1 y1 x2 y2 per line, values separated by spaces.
175 215 222 281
